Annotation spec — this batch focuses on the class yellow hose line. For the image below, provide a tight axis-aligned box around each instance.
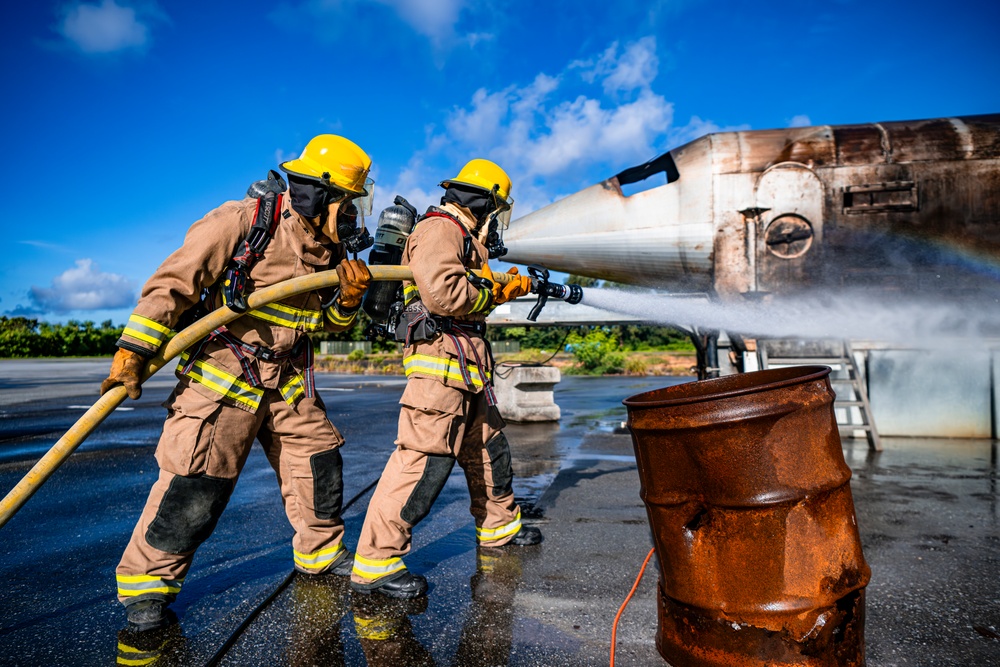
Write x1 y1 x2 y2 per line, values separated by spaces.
0 264 515 528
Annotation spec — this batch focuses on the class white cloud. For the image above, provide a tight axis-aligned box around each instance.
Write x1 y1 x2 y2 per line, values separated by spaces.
371 0 465 42
509 89 673 179
271 0 466 49
380 35 737 216
29 259 135 312
57 1 153 54
573 36 659 95
447 87 512 148
788 114 813 127
18 240 73 253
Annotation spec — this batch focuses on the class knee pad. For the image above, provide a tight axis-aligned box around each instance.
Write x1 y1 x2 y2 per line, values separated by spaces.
310 448 344 520
485 432 514 498
401 455 456 525
146 474 234 554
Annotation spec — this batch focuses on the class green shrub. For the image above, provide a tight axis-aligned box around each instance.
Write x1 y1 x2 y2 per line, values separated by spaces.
567 328 623 373
347 348 367 362
625 356 648 375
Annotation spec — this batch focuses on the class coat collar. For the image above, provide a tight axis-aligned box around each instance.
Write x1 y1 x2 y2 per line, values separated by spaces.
279 191 336 266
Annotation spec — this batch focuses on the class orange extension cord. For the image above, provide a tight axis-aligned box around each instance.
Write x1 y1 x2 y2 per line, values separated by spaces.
610 546 656 667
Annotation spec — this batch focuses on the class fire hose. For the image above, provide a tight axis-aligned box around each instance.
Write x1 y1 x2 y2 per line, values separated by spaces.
0 265 583 529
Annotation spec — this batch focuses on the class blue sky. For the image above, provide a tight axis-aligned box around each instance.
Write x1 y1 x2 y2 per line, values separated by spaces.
2 0 998 325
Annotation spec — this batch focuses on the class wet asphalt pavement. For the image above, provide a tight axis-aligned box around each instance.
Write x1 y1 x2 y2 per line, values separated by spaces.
0 359 998 666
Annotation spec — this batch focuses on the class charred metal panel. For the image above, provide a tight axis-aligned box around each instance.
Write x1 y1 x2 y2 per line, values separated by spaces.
834 125 888 165
888 117 971 163
754 164 825 293
712 173 755 296
504 113 999 300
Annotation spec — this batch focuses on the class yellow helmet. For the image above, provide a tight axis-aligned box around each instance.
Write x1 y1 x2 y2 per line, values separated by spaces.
440 158 512 204
280 134 372 196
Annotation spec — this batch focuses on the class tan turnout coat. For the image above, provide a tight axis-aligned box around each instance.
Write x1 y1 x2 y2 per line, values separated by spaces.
118 193 355 412
399 202 495 405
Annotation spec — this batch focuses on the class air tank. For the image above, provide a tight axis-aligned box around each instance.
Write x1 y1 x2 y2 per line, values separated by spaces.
503 114 1000 298
362 197 418 323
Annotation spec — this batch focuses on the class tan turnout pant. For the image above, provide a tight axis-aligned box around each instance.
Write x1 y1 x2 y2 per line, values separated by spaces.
352 378 522 585
116 381 347 605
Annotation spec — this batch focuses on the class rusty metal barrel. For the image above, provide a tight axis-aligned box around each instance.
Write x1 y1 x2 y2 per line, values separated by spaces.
623 365 870 667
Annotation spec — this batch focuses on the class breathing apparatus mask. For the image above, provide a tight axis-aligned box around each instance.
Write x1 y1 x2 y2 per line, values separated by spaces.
441 184 514 259
288 173 375 255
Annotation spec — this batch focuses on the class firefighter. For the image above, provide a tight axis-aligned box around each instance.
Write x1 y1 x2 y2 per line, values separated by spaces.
350 159 541 599
102 134 375 630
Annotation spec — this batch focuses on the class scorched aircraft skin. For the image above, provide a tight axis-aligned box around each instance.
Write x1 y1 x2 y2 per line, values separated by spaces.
503 114 1000 299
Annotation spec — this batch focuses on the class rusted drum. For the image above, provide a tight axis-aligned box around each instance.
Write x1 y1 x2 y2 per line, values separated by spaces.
623 366 870 667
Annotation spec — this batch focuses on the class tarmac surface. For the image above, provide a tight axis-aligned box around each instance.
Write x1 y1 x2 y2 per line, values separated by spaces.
0 359 998 666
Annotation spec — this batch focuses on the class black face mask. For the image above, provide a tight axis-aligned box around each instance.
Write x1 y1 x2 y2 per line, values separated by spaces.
288 174 332 220
441 184 493 229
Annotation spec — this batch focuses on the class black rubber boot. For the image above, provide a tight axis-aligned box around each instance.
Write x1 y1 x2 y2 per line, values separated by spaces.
125 599 169 632
351 570 428 599
330 550 354 577
510 525 542 546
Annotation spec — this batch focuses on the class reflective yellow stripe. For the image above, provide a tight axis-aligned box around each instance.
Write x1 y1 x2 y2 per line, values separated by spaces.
403 353 487 387
116 574 183 597
248 301 323 331
122 314 173 347
177 352 262 410
477 551 501 574
324 305 357 327
354 616 402 641
477 510 522 542
469 287 492 314
280 374 306 405
403 284 420 305
352 554 406 581
293 543 345 571
117 640 168 666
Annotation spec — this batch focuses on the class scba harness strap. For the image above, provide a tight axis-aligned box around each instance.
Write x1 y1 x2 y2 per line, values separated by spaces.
399 209 498 404
222 189 284 313
181 325 316 398
184 171 318 401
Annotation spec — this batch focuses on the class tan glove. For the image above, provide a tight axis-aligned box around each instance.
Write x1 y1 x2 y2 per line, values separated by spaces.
100 348 147 400
481 265 532 305
335 258 372 308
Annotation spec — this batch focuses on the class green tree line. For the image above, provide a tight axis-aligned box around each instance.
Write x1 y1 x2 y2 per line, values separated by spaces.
0 317 124 358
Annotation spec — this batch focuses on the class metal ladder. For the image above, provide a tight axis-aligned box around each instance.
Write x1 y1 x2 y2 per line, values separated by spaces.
758 340 882 451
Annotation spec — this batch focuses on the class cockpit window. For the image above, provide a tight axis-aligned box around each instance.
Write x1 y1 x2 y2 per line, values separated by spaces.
614 151 680 187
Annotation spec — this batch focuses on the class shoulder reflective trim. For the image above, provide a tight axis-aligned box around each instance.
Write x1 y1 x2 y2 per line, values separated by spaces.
469 287 492 314
280 374 306 405
403 353 487 387
293 543 345 571
177 352 263 411
248 301 324 331
354 615 403 641
116 573 183 597
476 509 522 542
324 305 357 327
403 284 420 305
352 554 406 581
123 314 173 347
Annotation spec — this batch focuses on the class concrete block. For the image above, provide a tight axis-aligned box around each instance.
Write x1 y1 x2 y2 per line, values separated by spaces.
494 364 561 422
